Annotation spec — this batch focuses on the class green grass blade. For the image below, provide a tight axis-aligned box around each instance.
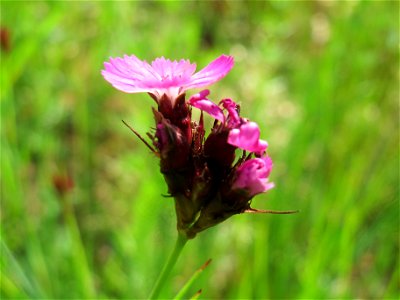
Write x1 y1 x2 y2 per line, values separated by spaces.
174 259 212 300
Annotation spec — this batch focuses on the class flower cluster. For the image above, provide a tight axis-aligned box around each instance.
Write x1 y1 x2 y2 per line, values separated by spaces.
102 54 284 238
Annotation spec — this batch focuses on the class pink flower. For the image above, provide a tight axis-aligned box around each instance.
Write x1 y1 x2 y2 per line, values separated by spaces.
101 54 234 103
232 156 274 196
227 121 268 154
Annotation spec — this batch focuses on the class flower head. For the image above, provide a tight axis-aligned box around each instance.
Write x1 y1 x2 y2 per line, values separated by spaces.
102 53 295 239
232 155 275 197
101 54 234 104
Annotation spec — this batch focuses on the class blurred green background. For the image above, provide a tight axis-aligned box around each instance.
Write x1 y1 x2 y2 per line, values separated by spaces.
1 1 398 299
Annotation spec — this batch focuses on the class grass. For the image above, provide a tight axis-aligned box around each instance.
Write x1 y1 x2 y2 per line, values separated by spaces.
1 1 399 299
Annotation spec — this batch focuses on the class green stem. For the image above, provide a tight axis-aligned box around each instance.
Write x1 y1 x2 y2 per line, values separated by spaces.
149 233 188 299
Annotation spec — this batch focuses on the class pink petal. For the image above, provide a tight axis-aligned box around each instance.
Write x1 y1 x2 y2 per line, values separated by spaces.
227 122 268 153
101 55 156 93
189 90 225 123
190 89 210 100
151 57 196 82
184 55 234 90
221 98 240 127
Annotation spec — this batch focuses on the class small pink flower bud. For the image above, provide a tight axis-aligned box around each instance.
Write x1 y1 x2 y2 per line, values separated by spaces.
232 156 274 196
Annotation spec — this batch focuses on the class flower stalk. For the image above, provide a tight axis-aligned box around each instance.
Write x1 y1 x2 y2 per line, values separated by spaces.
149 233 188 299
